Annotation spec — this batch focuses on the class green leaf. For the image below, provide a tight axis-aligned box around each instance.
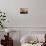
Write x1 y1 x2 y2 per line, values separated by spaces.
0 12 2 13
1 25 3 28
3 16 6 17
4 13 5 15
1 19 6 21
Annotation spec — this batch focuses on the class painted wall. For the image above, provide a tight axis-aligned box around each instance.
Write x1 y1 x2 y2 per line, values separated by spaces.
0 0 46 27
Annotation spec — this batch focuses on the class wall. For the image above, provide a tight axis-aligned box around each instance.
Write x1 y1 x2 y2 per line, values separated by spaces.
0 0 46 27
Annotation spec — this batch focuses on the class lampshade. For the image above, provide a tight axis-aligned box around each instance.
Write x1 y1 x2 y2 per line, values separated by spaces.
5 29 10 33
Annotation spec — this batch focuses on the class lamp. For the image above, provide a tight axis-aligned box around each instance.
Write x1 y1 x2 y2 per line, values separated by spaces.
5 29 9 33
5 29 10 37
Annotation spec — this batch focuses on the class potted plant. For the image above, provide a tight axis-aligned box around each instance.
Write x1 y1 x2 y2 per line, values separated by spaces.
0 10 6 28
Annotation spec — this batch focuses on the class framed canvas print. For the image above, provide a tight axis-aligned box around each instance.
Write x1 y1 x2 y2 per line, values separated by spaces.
20 8 28 14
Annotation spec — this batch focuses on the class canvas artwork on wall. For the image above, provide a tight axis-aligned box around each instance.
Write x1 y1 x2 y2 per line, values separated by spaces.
20 8 28 14
17 8 32 15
